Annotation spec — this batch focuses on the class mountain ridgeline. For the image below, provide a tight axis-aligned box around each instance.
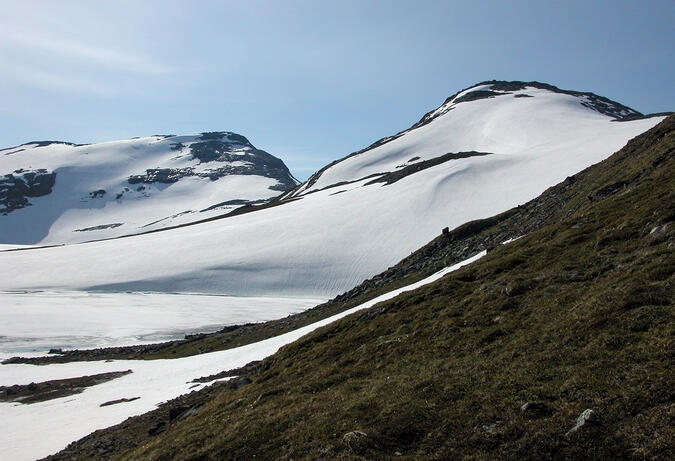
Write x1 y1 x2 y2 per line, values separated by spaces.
0 81 667 298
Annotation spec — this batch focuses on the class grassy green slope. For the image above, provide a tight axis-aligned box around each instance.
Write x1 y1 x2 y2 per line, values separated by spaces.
52 116 675 460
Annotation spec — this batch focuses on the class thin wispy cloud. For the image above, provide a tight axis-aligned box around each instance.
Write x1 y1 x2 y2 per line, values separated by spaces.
1 60 121 96
0 25 174 74
0 0 671 173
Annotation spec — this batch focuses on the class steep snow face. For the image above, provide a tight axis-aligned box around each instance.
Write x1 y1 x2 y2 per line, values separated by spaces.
0 83 666 298
0 132 298 245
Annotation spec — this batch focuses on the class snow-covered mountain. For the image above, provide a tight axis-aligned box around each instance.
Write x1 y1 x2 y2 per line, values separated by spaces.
0 132 298 244
289 81 649 196
0 81 666 297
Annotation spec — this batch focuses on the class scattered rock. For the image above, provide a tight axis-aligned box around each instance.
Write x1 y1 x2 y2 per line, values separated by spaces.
358 304 391 322
190 361 260 384
481 420 503 433
199 198 266 213
591 180 630 199
250 389 283 408
376 335 407 348
168 405 191 421
565 409 597 437
520 401 550 416
168 404 203 421
100 396 140 407
128 168 194 184
148 421 166 436
73 223 124 232
342 430 369 451
229 376 252 390
227 398 244 409
649 223 669 235
343 430 367 440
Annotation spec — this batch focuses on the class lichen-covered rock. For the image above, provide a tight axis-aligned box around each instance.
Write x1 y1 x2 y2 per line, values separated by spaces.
520 401 550 415
565 409 597 437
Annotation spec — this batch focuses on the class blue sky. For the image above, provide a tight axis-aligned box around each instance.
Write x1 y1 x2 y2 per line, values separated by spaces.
1 0 673 179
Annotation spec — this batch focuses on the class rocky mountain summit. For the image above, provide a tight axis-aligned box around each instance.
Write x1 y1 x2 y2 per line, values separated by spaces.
0 132 297 244
127 132 296 191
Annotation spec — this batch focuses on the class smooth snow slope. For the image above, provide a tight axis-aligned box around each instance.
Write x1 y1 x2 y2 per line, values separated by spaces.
0 83 665 297
292 83 642 195
0 132 297 245
0 293 321 355
0 252 485 461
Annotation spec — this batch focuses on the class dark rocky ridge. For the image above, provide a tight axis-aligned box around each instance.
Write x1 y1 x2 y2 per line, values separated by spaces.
74 223 124 232
0 370 131 404
453 90 507 104
0 169 56 215
365 151 492 186
2 141 85 150
474 81 642 119
128 132 297 192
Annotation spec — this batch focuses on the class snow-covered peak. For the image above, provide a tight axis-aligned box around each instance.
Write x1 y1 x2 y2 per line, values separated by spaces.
426 80 641 121
293 81 649 196
0 132 298 245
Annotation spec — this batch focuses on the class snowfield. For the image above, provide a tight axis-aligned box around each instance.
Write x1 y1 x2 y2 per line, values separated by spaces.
0 292 322 357
0 84 665 298
0 252 485 461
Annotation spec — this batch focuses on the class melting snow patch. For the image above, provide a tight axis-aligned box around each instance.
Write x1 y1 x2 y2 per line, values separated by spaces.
501 236 523 245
